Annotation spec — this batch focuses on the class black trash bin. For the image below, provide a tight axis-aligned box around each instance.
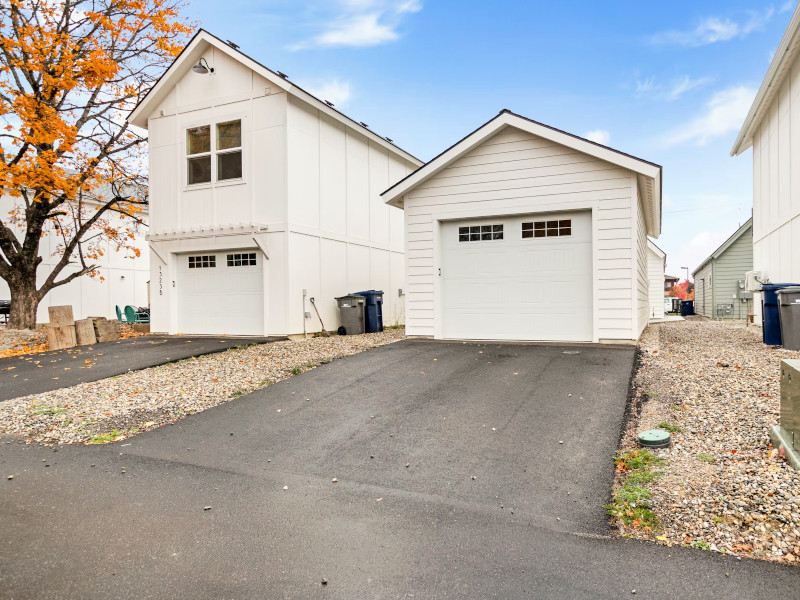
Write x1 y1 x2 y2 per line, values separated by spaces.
761 283 800 345
354 290 384 333
777 286 800 350
680 300 694 316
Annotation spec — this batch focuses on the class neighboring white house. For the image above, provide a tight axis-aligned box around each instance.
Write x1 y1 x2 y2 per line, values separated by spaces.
382 110 662 343
127 30 422 336
731 4 800 321
647 239 666 320
0 193 149 324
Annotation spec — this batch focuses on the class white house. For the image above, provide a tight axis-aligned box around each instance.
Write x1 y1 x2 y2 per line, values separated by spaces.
647 239 666 320
127 30 422 336
0 193 149 324
382 110 662 343
731 3 800 320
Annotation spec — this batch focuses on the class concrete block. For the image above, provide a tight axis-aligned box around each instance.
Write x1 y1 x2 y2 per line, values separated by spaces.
46 325 77 350
75 319 97 345
48 305 74 328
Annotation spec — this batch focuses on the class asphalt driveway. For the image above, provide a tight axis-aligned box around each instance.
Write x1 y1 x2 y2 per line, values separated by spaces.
2 340 798 598
0 334 284 401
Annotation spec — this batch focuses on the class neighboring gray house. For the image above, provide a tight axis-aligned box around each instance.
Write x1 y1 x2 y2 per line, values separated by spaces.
692 219 753 319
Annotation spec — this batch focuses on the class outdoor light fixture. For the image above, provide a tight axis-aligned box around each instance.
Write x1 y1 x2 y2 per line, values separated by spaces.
192 57 214 74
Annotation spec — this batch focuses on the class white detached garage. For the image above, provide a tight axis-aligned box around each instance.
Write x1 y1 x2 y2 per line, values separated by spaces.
382 110 663 343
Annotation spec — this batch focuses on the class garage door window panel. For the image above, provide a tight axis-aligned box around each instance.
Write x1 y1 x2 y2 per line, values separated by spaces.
458 224 503 242
226 252 257 267
188 255 216 268
522 219 572 238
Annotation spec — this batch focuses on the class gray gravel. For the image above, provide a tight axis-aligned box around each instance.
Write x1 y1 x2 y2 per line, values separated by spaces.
0 330 404 445
619 318 800 565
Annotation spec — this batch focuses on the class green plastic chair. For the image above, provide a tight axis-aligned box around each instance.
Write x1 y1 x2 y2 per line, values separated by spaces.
115 305 131 323
124 305 149 324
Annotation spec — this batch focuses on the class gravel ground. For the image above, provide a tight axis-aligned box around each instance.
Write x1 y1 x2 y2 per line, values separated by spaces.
618 318 800 565
0 328 48 356
0 329 404 445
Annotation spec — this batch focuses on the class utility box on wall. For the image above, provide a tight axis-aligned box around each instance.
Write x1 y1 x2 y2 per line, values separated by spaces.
771 359 800 470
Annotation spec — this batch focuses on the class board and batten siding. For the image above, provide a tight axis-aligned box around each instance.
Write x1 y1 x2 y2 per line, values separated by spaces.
401 126 643 341
284 96 415 333
751 51 800 321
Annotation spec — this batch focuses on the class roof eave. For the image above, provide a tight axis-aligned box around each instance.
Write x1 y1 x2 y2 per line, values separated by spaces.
127 30 422 165
731 5 800 156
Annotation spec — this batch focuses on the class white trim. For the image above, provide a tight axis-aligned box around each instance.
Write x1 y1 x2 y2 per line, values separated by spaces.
731 3 800 156
428 201 599 343
382 111 661 237
127 30 422 167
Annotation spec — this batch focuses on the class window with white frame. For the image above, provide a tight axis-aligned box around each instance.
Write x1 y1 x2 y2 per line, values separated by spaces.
186 119 242 185
458 224 503 242
188 255 216 268
522 219 571 238
226 252 257 267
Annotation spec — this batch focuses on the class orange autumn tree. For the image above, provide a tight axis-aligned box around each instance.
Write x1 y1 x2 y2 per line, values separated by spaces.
0 0 192 329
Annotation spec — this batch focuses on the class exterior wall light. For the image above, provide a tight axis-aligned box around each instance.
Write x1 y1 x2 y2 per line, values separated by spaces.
192 58 214 74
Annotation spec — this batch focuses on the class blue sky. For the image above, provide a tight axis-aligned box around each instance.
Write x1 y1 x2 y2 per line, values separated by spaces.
186 0 797 278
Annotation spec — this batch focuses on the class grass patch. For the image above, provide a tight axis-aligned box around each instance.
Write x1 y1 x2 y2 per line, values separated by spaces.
696 453 716 463
88 429 126 444
290 366 303 375
689 540 711 550
33 406 67 416
657 423 683 433
229 391 245 398
384 324 405 330
605 448 665 531
711 516 723 523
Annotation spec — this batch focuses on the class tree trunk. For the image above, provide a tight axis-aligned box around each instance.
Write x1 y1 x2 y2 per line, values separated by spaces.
8 281 41 330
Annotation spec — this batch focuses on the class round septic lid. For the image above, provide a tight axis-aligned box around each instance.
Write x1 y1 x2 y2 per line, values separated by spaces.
638 429 671 448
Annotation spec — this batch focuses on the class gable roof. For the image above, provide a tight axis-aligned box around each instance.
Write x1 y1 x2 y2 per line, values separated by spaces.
647 238 666 259
127 29 422 166
691 218 753 277
731 5 800 156
381 110 662 236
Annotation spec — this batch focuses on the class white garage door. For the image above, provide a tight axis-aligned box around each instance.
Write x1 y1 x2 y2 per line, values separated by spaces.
441 211 592 341
177 250 264 335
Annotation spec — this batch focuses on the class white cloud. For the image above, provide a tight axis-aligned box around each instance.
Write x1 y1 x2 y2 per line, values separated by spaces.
291 1 422 50
636 76 656 94
666 75 715 101
651 8 774 46
781 1 795 13
584 129 610 145
663 85 757 146
668 229 735 275
305 79 352 107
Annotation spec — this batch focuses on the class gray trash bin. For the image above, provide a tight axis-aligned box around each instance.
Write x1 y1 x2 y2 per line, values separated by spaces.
335 295 366 335
778 286 800 350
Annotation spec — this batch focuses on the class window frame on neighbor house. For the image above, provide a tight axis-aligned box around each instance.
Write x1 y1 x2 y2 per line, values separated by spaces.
185 118 244 187
458 224 504 242
521 219 572 239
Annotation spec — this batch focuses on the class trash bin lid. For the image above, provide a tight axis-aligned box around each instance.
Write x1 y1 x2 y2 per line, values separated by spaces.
762 283 800 291
777 286 800 294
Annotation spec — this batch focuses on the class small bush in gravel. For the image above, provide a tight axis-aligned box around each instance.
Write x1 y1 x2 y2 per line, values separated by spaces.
657 423 683 433
696 453 716 463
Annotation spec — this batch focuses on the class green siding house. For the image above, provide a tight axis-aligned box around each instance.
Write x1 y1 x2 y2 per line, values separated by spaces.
692 219 753 319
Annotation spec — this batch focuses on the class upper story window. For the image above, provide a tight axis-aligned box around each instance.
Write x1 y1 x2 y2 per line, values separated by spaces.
186 120 242 185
